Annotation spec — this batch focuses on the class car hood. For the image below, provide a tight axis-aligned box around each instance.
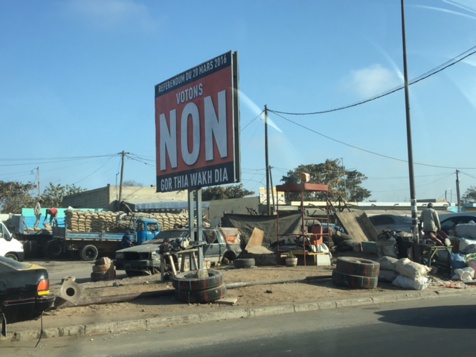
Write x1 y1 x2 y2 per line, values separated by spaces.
116 244 161 254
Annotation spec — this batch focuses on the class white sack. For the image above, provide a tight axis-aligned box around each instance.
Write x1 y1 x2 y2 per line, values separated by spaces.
394 258 431 279
452 267 474 282
392 275 430 290
379 269 398 283
377 256 398 271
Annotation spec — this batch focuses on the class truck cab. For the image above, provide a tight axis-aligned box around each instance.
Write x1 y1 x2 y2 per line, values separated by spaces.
134 218 161 245
0 222 25 261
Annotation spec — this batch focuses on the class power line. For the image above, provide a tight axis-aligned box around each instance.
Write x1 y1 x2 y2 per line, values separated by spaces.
269 44 476 116
72 156 117 185
0 153 119 167
272 111 476 170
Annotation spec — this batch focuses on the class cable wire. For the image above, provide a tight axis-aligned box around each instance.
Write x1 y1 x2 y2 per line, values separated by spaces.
272 111 476 170
269 44 476 116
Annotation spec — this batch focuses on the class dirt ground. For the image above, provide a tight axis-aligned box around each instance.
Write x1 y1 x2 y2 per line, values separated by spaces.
10 266 422 330
8 255 469 335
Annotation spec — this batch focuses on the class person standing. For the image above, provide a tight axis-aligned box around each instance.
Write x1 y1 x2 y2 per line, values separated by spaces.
419 203 444 246
44 207 59 227
33 199 42 229
120 230 135 249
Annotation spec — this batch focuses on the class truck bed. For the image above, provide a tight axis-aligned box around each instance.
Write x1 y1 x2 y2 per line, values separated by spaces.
52 227 123 241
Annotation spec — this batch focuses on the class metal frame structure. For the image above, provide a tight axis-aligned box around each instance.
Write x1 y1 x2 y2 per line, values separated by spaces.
275 183 331 266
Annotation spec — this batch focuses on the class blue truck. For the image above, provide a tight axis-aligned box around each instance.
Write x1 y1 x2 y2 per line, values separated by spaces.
48 217 161 261
13 212 161 261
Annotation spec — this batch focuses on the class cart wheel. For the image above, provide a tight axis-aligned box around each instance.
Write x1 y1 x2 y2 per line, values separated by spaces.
80 244 99 261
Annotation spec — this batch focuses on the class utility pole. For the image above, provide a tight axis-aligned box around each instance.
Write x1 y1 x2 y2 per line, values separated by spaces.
269 165 275 213
340 158 347 200
265 105 271 215
37 166 41 198
118 151 125 204
456 170 461 212
401 0 419 260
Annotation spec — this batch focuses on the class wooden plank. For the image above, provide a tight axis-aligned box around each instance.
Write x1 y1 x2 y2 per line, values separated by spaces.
245 227 265 250
335 210 378 242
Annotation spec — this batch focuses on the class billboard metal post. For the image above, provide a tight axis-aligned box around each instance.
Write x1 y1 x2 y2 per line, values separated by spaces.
188 189 204 270
196 188 203 270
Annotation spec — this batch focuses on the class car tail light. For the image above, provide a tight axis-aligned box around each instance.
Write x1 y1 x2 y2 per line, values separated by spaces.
37 279 50 297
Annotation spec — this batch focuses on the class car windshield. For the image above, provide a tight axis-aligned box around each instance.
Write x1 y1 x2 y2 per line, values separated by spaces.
143 229 190 245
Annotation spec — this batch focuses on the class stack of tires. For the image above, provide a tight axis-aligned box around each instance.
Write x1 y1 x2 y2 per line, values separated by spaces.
91 257 116 282
332 256 380 289
172 270 226 303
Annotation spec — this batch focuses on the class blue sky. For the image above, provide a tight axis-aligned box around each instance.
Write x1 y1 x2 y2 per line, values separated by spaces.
1 0 475 203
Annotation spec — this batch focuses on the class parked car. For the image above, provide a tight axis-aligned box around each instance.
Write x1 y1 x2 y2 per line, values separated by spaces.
114 228 242 276
0 256 55 336
0 221 24 261
439 213 476 235
368 214 413 233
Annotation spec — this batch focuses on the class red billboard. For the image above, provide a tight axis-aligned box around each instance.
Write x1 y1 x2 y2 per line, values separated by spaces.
155 51 240 192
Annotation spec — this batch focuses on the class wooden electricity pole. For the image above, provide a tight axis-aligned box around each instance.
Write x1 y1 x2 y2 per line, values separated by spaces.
265 105 271 215
118 151 125 204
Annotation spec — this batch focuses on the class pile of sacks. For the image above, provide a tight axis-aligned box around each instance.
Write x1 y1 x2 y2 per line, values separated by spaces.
64 209 200 233
378 256 432 290
451 252 476 282
448 221 476 282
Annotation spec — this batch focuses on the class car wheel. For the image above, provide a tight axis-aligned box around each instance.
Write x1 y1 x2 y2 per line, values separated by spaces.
80 244 99 261
44 240 63 259
4 252 18 261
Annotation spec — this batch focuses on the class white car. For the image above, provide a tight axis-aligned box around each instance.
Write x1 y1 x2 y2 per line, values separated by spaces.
0 222 24 261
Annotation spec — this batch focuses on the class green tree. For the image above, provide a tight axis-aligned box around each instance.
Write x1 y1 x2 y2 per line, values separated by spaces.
462 186 476 203
280 159 371 202
0 180 36 213
202 184 254 201
42 183 86 207
123 180 143 187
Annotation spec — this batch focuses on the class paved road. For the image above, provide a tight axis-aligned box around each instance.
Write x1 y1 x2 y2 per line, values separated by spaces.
4 294 475 356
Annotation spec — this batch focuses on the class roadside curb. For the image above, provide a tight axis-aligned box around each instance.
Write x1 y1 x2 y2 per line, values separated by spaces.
5 286 476 343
